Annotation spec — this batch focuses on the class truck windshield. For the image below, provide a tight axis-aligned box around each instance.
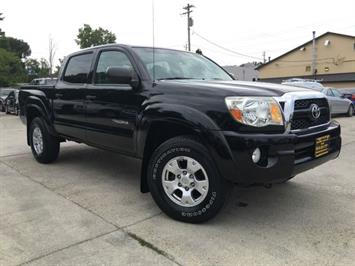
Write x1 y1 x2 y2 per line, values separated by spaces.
133 47 233 81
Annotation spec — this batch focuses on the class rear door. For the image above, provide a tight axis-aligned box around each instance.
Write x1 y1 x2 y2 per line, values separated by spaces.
85 49 143 155
53 52 93 140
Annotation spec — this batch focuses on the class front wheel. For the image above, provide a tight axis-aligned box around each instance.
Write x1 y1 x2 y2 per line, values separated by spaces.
147 136 230 223
347 105 354 117
29 117 60 163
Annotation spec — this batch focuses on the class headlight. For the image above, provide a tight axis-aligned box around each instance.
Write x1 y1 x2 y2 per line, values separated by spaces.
225 97 284 127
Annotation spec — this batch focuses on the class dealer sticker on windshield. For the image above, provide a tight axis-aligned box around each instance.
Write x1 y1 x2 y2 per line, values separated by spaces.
315 135 330 158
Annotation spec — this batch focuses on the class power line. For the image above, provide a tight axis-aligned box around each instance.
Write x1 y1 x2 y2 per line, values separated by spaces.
193 31 263 60
190 43 256 59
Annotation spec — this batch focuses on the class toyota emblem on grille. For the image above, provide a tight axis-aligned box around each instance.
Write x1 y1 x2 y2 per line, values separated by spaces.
310 103 321 119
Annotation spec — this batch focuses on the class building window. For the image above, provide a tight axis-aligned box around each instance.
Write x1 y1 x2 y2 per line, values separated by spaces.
324 66 329 72
305 65 311 72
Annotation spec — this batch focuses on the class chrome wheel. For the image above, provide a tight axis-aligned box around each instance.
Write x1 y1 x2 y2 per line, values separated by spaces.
32 127 43 155
161 156 209 207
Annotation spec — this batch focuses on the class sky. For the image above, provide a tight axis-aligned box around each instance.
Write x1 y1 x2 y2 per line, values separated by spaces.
1 0 355 67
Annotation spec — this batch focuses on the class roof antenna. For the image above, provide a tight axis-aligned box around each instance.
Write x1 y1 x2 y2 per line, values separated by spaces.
152 0 156 86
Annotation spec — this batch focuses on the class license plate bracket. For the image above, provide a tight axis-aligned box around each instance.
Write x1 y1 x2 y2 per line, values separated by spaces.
315 135 330 158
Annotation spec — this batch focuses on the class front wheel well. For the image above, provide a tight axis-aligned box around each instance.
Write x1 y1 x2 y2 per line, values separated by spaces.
140 121 203 193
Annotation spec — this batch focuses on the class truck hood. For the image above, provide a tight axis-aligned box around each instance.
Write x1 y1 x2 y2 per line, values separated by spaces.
160 80 310 97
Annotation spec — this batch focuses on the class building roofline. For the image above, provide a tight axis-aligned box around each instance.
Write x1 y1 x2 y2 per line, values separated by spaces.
256 32 355 70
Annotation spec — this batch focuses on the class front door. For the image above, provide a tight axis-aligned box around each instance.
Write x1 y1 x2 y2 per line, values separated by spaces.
85 49 144 155
331 89 349 113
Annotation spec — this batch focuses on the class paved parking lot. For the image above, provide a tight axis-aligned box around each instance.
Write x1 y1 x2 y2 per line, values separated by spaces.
1 113 354 265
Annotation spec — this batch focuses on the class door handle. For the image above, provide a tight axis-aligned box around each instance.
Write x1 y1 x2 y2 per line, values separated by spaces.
55 93 63 98
86 95 97 100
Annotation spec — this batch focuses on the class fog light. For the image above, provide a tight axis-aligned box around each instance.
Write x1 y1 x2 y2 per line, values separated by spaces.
252 148 261 163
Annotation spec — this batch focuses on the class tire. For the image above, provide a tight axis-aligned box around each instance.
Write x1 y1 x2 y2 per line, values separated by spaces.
29 117 60 163
15 106 19 116
5 105 9 114
347 105 354 117
0 103 4 112
147 136 230 223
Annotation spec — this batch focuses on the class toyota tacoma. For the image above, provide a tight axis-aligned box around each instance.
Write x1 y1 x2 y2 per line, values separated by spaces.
19 45 341 223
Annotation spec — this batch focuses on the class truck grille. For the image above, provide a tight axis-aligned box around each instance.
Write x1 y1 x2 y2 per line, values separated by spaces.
291 98 330 130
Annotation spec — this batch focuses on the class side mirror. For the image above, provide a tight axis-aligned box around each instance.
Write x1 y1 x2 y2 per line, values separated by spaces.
106 67 134 85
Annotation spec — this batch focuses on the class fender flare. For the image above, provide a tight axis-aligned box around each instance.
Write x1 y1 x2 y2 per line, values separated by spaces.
25 96 58 144
137 103 237 192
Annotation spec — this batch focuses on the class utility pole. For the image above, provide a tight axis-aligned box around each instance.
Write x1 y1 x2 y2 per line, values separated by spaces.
311 31 317 80
181 4 195 51
262 51 266 64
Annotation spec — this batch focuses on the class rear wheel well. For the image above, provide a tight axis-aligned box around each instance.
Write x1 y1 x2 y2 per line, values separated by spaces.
140 121 202 193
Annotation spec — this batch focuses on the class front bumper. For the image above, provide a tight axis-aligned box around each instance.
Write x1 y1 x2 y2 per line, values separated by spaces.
222 121 341 185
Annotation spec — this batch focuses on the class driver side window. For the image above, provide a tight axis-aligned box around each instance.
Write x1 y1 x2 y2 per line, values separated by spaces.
95 51 133 84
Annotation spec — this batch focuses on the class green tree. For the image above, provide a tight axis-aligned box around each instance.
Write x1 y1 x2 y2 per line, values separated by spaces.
25 58 50 81
0 36 31 58
75 24 116 49
0 48 25 86
53 57 64 77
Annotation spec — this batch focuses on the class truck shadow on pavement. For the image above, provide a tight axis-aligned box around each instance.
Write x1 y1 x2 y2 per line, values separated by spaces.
57 144 326 226
4 143 332 228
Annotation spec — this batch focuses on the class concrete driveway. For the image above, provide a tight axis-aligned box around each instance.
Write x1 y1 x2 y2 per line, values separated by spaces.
1 113 354 265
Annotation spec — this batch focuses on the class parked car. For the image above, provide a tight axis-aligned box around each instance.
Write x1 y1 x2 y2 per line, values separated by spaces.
320 88 353 116
19 45 341 223
0 88 16 112
338 88 355 105
29 78 58 86
5 89 20 115
282 78 324 90
282 79 353 116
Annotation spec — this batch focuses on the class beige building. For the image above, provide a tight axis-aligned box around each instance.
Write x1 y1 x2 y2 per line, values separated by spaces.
257 32 355 88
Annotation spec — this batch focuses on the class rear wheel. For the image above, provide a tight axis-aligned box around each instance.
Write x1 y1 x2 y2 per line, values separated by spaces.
347 105 354 117
147 136 230 223
29 117 60 163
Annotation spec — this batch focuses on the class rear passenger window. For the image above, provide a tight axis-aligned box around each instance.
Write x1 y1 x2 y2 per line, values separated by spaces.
63 53 93 83
95 51 133 84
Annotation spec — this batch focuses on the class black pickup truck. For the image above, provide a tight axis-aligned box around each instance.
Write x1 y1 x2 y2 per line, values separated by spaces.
19 44 341 223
